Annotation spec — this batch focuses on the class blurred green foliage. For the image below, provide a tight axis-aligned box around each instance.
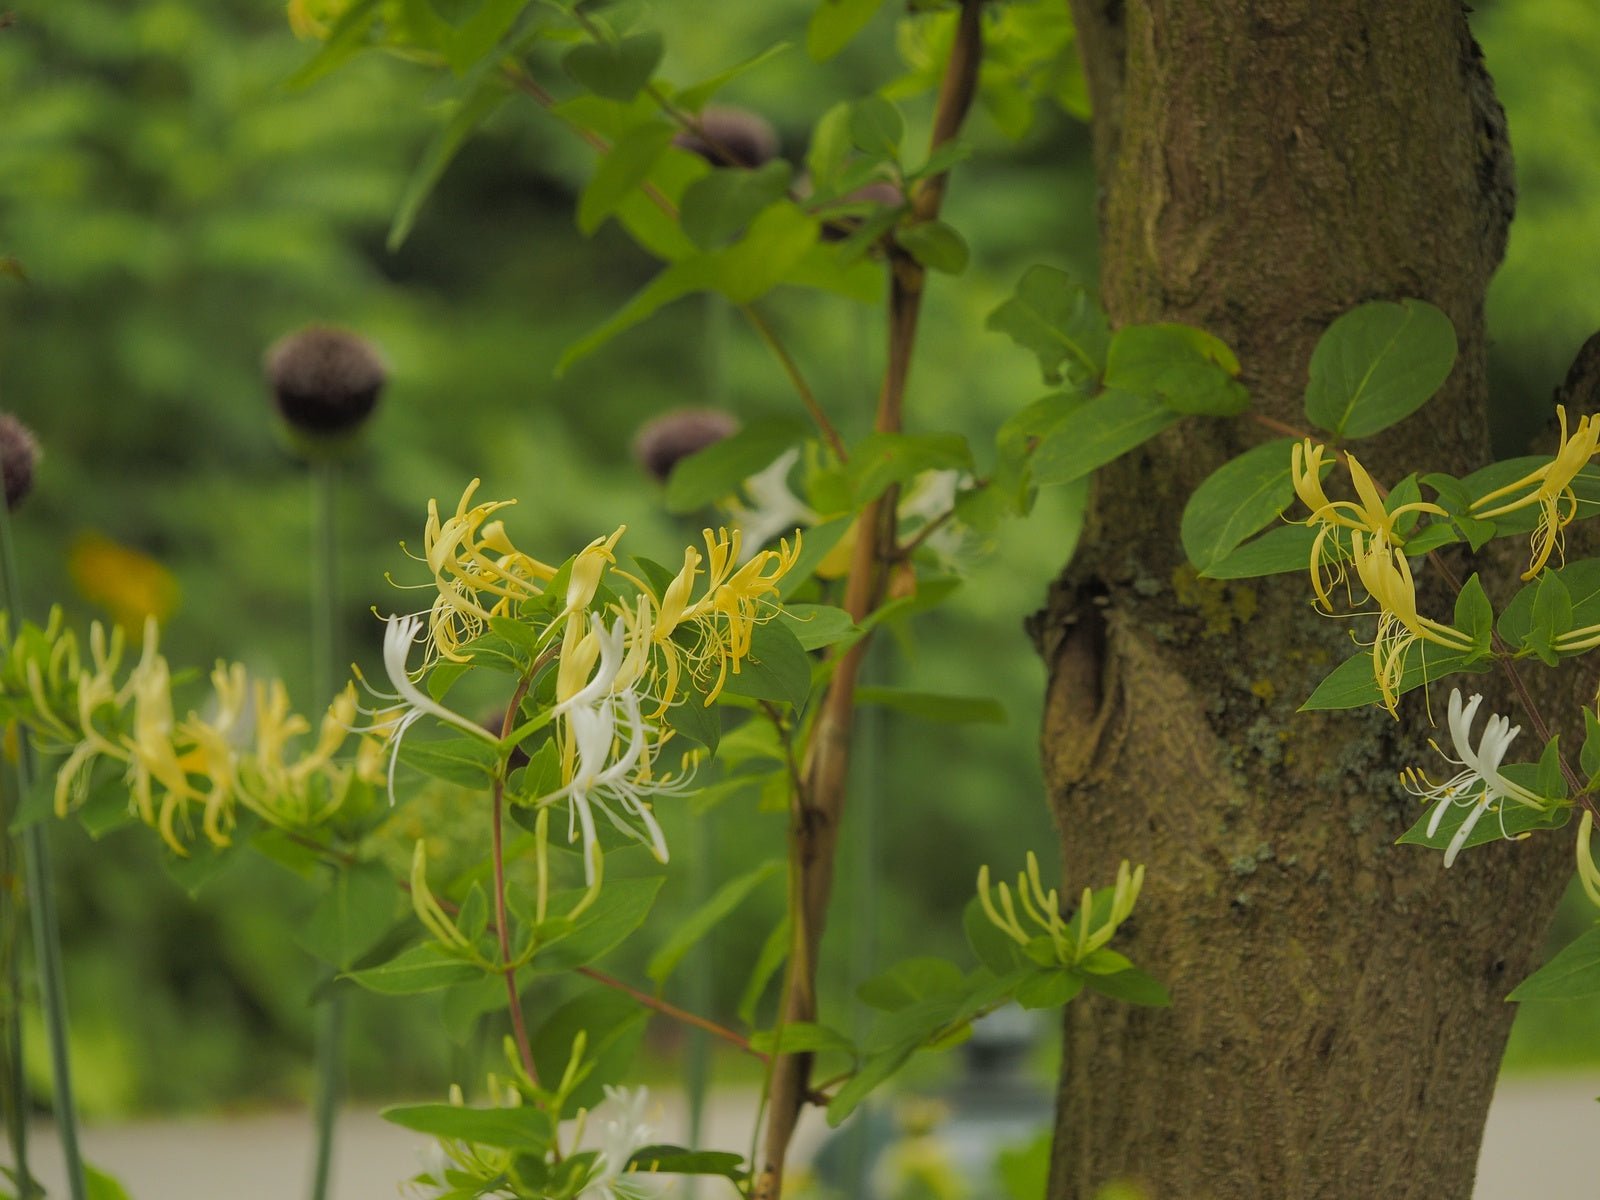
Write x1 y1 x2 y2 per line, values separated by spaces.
0 0 1595 1114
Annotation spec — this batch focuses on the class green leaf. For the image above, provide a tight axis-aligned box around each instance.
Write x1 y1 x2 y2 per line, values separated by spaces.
779 604 858 650
1104 323 1248 416
1303 299 1458 439
720 619 812 709
646 860 783 984
1500 559 1600 656
1200 523 1316 580
858 957 967 1011
285 0 381 89
738 915 791 1024
844 431 973 506
1398 788 1570 857
577 120 676 235
665 669 721 753
626 1147 747 1180
1537 736 1568 801
345 943 482 995
986 266 1110 385
807 0 886 61
1527 571 1574 665
997 1131 1051 1200
1082 967 1170 1007
963 894 1029 977
1014 968 1086 1010
531 988 649 1111
381 1101 555 1151
804 101 854 193
559 204 818 370
674 43 793 112
1029 391 1178 487
665 418 807 513
1582 709 1600 785
847 95 904 158
388 79 509 251
1508 924 1600 1001
897 220 969 274
1180 439 1298 572
679 160 794 251
397 734 501 789
1454 573 1495 658
298 861 402 970
1300 644 1490 711
854 686 1005 725
749 1021 857 1057
531 876 664 973
85 1164 133 1200
563 32 664 101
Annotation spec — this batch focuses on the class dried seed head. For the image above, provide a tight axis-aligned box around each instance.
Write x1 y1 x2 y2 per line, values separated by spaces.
0 412 39 510
673 107 780 169
264 325 387 440
632 409 740 484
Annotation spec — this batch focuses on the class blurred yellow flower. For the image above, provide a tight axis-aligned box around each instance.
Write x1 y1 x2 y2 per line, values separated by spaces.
68 532 179 632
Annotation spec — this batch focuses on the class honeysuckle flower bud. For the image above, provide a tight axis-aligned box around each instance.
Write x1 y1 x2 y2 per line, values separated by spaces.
0 412 39 510
976 852 1144 969
264 324 386 450
632 408 738 483
673 107 779 168
1577 811 1600 908
1400 689 1551 866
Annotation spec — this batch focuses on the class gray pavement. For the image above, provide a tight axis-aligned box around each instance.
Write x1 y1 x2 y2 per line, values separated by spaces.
4 1075 1593 1198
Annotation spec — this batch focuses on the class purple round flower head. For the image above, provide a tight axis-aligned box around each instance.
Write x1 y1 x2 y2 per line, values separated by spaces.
819 179 906 243
673 107 780 169
264 325 387 440
0 412 39 510
632 408 740 484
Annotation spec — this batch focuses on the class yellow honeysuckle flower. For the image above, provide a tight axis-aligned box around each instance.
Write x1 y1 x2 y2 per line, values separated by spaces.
419 480 557 663
658 528 802 705
1292 440 1444 611
1351 532 1473 714
1471 405 1600 580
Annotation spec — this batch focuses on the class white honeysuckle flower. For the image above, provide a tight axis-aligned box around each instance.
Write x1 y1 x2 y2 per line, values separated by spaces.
579 1085 657 1200
377 614 499 804
548 689 677 885
728 448 816 560
555 613 629 713
1401 688 1548 867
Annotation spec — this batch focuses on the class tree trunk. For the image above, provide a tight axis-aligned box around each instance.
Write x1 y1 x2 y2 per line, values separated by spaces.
1039 4 1567 1197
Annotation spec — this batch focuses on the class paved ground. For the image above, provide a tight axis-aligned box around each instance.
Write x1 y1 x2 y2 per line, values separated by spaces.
5 1074 1594 1197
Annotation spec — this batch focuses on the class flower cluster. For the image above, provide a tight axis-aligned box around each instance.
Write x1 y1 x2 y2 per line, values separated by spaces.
384 482 801 880
1291 441 1474 713
976 851 1144 969
0 611 381 854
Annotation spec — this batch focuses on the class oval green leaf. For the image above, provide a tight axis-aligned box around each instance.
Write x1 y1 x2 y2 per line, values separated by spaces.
1304 299 1457 439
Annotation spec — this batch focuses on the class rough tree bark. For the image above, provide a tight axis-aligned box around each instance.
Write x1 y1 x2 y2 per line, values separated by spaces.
1036 4 1572 1197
